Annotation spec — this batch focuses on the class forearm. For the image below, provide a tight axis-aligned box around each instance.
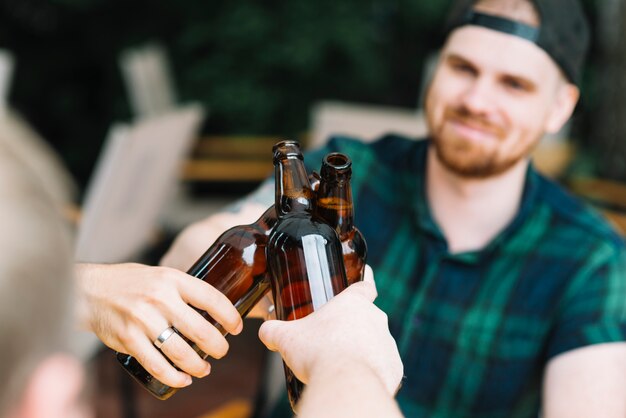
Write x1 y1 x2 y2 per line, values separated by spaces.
297 360 403 418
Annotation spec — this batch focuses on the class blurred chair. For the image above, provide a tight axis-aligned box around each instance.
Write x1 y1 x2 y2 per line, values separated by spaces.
75 104 204 265
309 101 427 149
565 177 626 236
531 140 576 178
119 43 179 118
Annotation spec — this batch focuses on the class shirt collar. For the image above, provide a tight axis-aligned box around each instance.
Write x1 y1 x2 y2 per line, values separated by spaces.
411 140 540 260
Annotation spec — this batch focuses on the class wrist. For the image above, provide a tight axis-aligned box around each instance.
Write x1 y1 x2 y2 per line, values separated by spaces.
309 356 381 386
73 263 104 332
298 358 400 418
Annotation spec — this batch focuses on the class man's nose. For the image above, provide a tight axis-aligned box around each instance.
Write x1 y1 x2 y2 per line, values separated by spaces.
460 78 495 115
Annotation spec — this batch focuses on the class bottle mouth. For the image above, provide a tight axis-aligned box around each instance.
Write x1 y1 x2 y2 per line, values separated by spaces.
273 140 302 163
321 152 352 180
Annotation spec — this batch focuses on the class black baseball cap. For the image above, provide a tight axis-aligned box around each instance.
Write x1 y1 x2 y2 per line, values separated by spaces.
444 0 590 85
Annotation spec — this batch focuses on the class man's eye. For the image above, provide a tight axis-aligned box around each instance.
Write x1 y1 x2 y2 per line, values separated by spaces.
503 78 529 91
452 63 476 75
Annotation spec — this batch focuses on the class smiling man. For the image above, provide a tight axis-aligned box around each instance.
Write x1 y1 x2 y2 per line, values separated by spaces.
110 0 626 416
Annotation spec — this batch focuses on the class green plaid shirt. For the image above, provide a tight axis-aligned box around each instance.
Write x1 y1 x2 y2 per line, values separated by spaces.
303 134 626 418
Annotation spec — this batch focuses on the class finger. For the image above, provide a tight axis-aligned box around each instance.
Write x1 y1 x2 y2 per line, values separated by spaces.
344 269 377 302
258 320 287 352
126 337 193 388
179 277 243 335
363 264 375 286
155 330 214 378
150 323 213 377
170 304 231 360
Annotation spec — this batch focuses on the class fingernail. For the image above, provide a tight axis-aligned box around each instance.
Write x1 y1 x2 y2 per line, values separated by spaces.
234 321 243 335
202 364 212 377
184 375 193 386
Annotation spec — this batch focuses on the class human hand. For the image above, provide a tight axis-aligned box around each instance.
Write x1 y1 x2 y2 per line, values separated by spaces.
258 266 403 395
160 203 268 271
74 263 243 387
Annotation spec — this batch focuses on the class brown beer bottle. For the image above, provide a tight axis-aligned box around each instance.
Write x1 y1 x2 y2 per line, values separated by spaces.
266 141 349 410
315 152 367 285
117 204 278 400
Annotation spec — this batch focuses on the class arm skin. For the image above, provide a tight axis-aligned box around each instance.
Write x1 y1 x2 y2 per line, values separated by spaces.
542 342 626 418
297 358 404 418
258 266 405 418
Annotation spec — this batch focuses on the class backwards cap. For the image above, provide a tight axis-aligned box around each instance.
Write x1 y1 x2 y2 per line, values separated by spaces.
445 0 590 85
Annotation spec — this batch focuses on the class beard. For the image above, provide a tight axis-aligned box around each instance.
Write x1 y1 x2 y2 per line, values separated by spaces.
431 105 539 178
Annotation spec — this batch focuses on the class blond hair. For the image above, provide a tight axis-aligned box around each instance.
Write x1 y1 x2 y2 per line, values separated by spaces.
0 140 75 415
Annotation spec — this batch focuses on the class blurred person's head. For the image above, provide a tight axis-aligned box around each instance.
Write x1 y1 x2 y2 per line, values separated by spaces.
424 0 588 178
0 144 87 418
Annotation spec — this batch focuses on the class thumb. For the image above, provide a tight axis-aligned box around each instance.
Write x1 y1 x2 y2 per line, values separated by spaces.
345 265 377 302
258 320 287 352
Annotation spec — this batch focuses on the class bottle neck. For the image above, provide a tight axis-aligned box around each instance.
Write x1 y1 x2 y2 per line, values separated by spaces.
274 156 315 217
315 178 354 239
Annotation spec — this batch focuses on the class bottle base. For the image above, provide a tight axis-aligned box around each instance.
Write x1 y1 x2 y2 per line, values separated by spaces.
284 363 305 412
116 352 178 400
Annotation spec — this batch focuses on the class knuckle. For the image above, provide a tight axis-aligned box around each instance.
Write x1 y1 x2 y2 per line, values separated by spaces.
146 288 169 307
179 308 201 329
117 332 135 348
202 335 229 359
151 267 182 291
127 303 150 325
154 266 173 280
165 343 190 365
141 356 166 380
201 287 223 307
374 309 389 324
150 362 167 380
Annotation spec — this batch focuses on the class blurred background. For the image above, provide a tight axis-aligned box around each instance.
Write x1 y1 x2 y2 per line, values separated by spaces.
2 0 626 417
2 0 623 189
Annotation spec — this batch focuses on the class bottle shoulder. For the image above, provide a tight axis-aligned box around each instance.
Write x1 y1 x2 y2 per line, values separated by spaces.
342 227 367 254
270 214 339 241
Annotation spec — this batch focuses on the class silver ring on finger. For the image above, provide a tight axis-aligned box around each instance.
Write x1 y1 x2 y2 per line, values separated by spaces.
154 326 176 349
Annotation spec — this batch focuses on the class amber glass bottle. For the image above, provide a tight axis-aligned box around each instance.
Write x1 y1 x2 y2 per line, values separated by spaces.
315 152 367 285
117 205 277 400
266 141 349 410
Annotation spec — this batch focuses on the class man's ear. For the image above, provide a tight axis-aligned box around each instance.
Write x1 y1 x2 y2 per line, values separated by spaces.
545 82 580 134
11 353 86 418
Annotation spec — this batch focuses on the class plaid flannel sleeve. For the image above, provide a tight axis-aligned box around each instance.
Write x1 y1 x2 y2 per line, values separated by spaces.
546 242 626 360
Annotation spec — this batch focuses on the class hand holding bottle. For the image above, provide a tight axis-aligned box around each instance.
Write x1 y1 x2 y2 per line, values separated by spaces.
74 263 243 388
258 265 404 396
